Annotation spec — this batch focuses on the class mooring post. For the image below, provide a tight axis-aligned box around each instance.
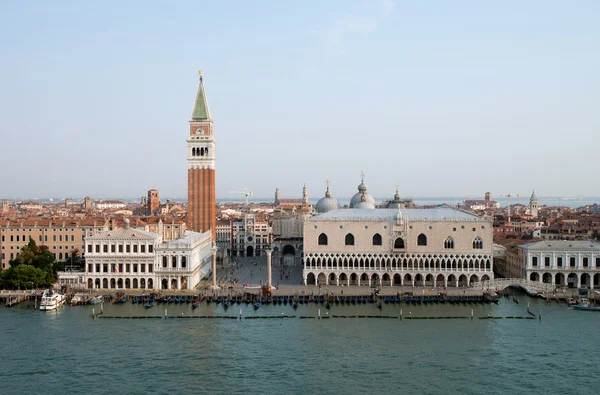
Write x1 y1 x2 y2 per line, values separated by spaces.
101 302 104 314
318 309 321 319
539 309 542 320
400 309 403 319
165 308 167 319
92 308 95 319
240 308 242 320
471 309 474 319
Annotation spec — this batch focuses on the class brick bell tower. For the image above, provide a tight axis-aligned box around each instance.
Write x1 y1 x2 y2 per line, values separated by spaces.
187 71 216 241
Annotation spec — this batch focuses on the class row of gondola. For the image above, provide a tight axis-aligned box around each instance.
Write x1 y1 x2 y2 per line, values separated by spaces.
119 294 500 311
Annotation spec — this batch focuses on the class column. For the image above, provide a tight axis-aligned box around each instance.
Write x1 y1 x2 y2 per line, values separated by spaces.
266 247 272 288
211 245 218 289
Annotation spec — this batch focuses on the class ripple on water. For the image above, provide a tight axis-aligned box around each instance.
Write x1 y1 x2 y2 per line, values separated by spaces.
1 299 600 394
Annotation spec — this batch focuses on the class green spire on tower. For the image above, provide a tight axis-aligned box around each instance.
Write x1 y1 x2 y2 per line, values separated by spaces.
191 70 212 121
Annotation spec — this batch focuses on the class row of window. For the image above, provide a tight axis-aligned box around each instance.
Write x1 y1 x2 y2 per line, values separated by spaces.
89 263 154 273
191 147 209 157
87 244 154 254
531 256 600 267
2 234 87 243
161 256 188 268
317 233 484 249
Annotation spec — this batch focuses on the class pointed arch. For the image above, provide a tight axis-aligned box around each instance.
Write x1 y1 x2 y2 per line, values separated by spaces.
444 237 454 249
473 236 483 249
417 233 427 246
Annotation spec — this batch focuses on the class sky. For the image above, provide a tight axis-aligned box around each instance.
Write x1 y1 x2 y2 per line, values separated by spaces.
1 1 599 201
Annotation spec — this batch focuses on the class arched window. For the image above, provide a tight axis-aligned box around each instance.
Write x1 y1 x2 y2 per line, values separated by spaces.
318 233 328 246
182 256 187 268
192 148 196 157
200 147 204 156
372 233 382 246
417 233 427 246
345 233 355 246
444 237 454 249
162 256 168 268
473 237 483 249
394 238 405 249
172 256 177 268
205 147 209 156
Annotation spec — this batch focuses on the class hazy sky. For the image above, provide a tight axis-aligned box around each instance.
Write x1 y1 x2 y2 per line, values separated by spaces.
1 1 599 201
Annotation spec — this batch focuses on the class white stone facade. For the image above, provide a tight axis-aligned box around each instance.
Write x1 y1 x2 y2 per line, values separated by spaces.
83 224 213 290
303 208 493 287
520 240 600 289
155 231 213 290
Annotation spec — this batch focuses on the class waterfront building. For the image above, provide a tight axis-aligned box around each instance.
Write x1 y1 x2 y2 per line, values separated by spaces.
519 240 600 289
83 218 212 290
155 230 213 290
303 207 493 287
187 71 216 241
0 217 187 270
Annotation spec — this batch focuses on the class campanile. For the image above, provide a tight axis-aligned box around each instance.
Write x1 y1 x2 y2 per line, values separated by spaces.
187 71 216 240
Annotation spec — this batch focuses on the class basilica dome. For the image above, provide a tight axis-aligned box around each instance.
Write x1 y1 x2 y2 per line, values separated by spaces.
353 192 375 209
350 177 375 208
315 183 339 213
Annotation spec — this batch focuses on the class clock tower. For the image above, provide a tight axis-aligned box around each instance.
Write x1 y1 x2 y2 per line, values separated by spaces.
187 71 216 241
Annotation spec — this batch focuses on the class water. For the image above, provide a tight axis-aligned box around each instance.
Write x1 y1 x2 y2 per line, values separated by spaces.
1 297 599 394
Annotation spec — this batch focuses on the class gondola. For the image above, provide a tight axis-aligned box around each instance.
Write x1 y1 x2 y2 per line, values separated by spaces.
254 302 260 310
145 301 154 309
377 300 382 310
192 301 199 309
293 302 298 310
132 296 139 304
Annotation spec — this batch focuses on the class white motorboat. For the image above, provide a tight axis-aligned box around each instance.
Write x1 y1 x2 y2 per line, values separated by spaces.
39 289 66 311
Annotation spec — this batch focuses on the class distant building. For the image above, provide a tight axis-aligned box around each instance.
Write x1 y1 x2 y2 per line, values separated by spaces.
95 200 126 211
84 196 92 210
464 192 500 211
529 190 539 218
147 189 160 215
2 200 9 213
274 184 310 212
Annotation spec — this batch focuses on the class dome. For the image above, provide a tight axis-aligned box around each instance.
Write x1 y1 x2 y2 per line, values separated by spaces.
354 192 375 209
350 174 376 208
316 196 340 213
315 183 339 213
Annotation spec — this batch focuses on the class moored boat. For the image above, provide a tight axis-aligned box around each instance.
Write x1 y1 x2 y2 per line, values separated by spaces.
572 303 600 311
40 289 66 311
89 295 103 305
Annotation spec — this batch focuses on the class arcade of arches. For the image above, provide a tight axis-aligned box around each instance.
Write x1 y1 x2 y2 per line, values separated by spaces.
303 252 492 287
528 271 600 289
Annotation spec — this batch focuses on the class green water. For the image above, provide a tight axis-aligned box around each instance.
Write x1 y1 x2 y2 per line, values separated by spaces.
1 297 598 394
